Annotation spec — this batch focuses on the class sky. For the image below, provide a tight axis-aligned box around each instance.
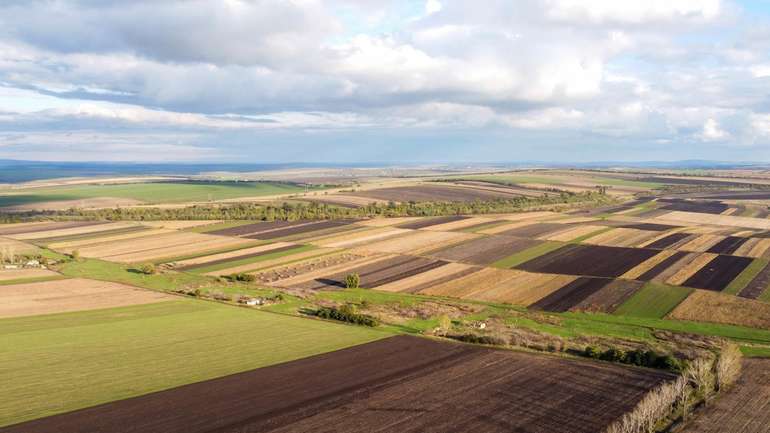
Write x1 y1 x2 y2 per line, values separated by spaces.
1 0 770 163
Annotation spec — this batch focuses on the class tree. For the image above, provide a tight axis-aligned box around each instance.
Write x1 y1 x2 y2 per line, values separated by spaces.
71 249 81 261
345 272 360 289
139 263 157 275
437 315 451 334
716 342 742 391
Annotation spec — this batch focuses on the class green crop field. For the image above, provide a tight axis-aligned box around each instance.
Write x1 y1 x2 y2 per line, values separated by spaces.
614 283 694 318
492 241 564 268
0 300 387 427
0 181 310 207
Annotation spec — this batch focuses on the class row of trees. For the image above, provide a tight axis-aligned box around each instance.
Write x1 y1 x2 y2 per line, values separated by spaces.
0 191 612 223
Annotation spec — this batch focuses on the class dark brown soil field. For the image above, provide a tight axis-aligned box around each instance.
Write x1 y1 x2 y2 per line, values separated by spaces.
707 236 749 254
246 220 356 240
645 232 693 249
208 220 304 237
622 223 679 232
516 244 659 278
571 279 644 313
497 223 570 238
176 244 302 271
659 199 729 214
1 336 675 433
636 251 690 281
0 220 108 236
352 184 521 202
739 262 770 299
680 359 770 433
398 215 468 229
428 235 542 265
530 277 611 312
295 255 447 290
682 255 753 291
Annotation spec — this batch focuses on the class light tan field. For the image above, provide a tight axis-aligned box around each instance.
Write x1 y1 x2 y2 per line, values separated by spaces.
209 247 340 276
668 290 770 329
0 278 173 318
677 234 726 252
311 227 412 248
48 228 176 250
732 237 762 257
542 225 605 242
744 238 770 258
172 242 295 267
0 268 59 282
8 222 139 241
308 194 389 207
419 267 521 299
657 211 770 230
354 217 423 227
420 217 496 232
476 220 538 235
620 250 680 280
469 271 576 305
666 253 718 285
139 220 223 229
1 197 143 212
636 228 688 248
581 228 661 248
492 211 559 222
0 237 38 253
374 262 476 292
358 230 477 255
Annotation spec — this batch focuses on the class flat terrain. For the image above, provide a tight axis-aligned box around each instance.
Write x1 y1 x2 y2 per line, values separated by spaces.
0 300 385 426
680 359 770 433
0 278 173 318
2 335 674 433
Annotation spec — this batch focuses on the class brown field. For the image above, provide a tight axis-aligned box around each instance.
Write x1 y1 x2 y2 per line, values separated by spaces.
64 231 255 263
497 222 569 238
0 278 172 318
210 247 340 276
646 252 699 283
398 215 469 230
516 244 659 278
682 255 753 291
420 267 523 298
311 227 411 248
531 277 612 312
739 262 770 299
6 222 134 241
1 336 673 433
420 216 498 232
373 262 478 292
680 359 770 433
477 220 539 234
47 228 176 250
582 228 662 248
0 221 107 236
0 268 59 282
542 224 605 242
171 242 296 267
668 290 770 329
677 234 726 252
354 217 424 227
303 194 388 208
620 250 680 280
665 253 718 286
428 235 542 265
139 220 223 230
358 230 477 255
484 211 559 222
268 253 387 287
571 279 644 313
468 271 577 305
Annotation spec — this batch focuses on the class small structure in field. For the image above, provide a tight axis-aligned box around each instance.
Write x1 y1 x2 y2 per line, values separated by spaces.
25 260 41 268
472 321 487 330
241 297 264 306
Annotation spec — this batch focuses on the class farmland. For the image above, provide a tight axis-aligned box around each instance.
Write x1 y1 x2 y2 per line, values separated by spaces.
3 336 673 433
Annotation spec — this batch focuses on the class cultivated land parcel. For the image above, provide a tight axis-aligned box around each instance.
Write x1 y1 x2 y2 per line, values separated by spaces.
3 168 770 432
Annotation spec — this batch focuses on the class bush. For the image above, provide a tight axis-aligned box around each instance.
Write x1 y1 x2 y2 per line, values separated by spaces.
139 263 156 275
600 348 626 363
70 250 81 261
345 272 360 289
315 306 378 327
449 333 506 346
227 273 256 283
583 346 601 359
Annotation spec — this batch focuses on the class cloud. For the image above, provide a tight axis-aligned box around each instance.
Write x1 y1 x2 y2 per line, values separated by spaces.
699 118 730 141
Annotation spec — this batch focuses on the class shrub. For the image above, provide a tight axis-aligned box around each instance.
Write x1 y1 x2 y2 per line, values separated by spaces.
345 272 360 289
139 263 156 275
227 273 256 283
583 346 601 359
70 250 81 261
449 333 506 346
315 306 378 327
600 348 626 363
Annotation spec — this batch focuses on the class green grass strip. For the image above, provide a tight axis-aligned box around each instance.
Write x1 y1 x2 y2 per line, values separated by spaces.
724 258 768 295
614 282 694 319
569 226 614 244
740 346 770 357
188 244 317 274
152 241 266 264
491 241 564 269
760 285 770 303
0 275 69 286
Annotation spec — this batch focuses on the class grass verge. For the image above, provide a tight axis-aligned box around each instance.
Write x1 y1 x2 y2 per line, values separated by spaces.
614 282 694 319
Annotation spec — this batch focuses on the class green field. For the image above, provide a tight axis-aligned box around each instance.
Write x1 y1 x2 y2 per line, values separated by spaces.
614 283 694 318
0 300 387 427
0 181 310 207
492 241 564 268
187 244 317 274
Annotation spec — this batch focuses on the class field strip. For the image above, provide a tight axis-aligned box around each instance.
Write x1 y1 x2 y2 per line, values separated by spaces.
621 250 679 280
542 225 606 242
49 228 176 250
636 227 689 248
666 253 718 285
724 258 768 295
272 254 391 287
0 268 59 282
207 247 340 276
104 237 255 263
373 262 475 292
668 290 770 329
420 217 497 232
139 220 223 229
316 227 412 248
656 210 770 230
420 267 518 298
8 222 139 241
0 277 174 318
34 225 154 245
677 234 725 252
492 241 564 269
0 237 38 253
354 217 424 227
614 283 694 318
185 244 316 274
477 220 538 234
172 242 296 267
747 238 770 258
357 230 477 255
69 231 217 256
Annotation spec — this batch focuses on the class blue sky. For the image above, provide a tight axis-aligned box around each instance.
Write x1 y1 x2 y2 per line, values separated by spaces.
1 0 770 162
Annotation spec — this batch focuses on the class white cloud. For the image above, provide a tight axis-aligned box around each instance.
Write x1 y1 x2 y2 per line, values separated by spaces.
425 0 442 15
699 118 730 141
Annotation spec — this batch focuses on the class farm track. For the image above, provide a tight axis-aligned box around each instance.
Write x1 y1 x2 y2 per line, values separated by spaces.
0 336 674 433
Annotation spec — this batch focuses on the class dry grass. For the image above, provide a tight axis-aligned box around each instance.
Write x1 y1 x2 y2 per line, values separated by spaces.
419 267 521 298
358 230 477 255
354 217 424 227
668 290 770 329
374 262 476 292
0 237 38 254
421 217 496 232
139 220 223 229
666 253 718 285
9 222 138 241
657 211 770 230
311 227 411 248
677 234 726 252
583 228 661 248
172 242 296 267
48 229 176 250
0 268 59 281
542 225 606 242
0 278 173 318
472 271 576 305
